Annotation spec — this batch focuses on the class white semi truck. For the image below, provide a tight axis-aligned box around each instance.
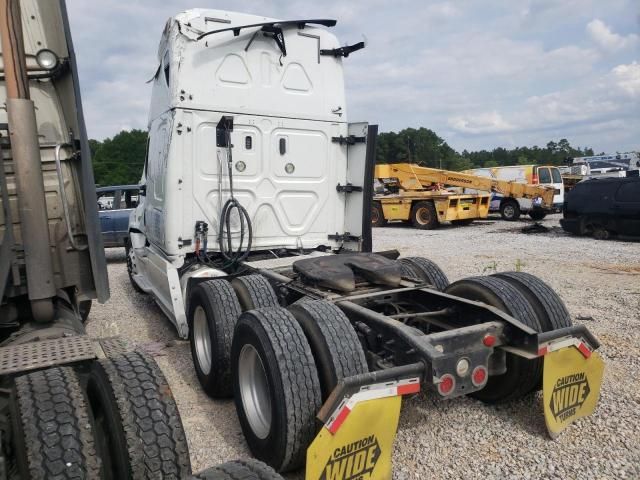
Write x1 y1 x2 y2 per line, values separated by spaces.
130 9 605 477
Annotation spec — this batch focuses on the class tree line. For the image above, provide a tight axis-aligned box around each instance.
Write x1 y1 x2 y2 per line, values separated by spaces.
90 127 597 186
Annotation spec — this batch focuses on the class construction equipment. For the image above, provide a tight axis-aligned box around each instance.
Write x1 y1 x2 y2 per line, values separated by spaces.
130 9 604 479
373 163 556 227
464 164 563 220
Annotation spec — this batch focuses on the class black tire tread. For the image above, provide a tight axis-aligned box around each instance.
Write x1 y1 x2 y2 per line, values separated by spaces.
445 276 543 402
13 366 101 480
288 300 368 399
232 275 279 310
236 308 321 472
493 271 572 331
125 238 146 294
411 201 438 229
399 256 450 291
192 279 242 396
96 350 190 479
371 201 386 227
192 459 283 480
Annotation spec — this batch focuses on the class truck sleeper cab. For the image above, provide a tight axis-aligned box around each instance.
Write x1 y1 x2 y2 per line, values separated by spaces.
130 9 604 477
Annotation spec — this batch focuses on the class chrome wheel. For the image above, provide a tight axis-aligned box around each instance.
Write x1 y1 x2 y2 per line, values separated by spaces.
238 344 272 439
193 306 212 375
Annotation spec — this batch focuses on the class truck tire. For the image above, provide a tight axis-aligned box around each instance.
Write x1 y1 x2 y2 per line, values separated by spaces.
79 299 92 322
232 275 279 311
191 459 283 480
410 201 439 229
398 256 449 291
231 308 321 472
125 238 145 294
371 201 387 227
188 279 242 398
11 367 101 480
444 276 543 403
85 351 191 479
493 272 572 331
288 300 368 399
500 199 520 221
529 210 546 221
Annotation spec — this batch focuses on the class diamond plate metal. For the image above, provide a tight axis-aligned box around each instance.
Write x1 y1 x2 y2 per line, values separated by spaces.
0 335 96 376
97 337 131 358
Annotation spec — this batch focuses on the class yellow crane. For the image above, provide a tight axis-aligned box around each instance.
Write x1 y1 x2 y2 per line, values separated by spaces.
373 163 555 229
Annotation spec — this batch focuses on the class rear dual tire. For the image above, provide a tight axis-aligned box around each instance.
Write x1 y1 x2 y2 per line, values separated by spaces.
11 367 101 480
192 459 282 480
445 276 543 403
231 302 368 472
232 308 321 473
398 256 449 291
85 350 191 479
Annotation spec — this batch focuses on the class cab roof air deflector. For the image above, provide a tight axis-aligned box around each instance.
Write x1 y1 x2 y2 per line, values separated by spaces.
196 19 337 41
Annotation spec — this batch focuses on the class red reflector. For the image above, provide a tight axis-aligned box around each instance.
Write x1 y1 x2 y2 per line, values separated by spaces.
472 366 487 387
437 374 455 396
577 342 592 359
328 406 351 435
398 383 420 396
483 334 496 347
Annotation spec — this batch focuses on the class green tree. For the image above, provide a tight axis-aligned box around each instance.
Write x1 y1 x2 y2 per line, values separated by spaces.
91 129 148 186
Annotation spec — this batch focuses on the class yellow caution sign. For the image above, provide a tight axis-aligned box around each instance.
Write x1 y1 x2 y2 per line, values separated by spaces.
306 396 402 480
543 346 604 437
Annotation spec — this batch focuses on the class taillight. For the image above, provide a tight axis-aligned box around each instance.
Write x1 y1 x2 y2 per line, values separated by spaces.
483 334 496 347
472 366 488 387
532 174 539 184
438 374 455 396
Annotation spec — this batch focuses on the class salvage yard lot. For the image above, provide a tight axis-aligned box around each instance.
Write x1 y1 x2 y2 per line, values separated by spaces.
87 214 640 479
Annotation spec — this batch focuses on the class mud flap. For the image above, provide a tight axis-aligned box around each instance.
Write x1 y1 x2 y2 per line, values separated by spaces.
306 378 419 480
543 346 604 438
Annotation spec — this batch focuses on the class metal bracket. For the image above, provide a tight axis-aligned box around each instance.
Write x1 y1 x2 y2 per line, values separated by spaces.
328 232 361 243
332 135 366 146
320 41 365 58
336 183 363 193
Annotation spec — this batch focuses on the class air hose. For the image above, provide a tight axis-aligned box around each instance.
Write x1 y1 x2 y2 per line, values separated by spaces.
217 128 252 265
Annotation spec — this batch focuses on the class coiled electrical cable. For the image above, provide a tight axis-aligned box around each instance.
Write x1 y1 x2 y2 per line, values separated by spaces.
217 129 252 265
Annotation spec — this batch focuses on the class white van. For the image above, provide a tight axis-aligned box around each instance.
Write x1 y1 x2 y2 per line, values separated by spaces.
465 165 564 220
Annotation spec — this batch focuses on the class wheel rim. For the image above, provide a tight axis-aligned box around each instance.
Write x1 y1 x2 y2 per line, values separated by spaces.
193 306 212 375
503 205 515 218
238 344 272 439
416 207 431 225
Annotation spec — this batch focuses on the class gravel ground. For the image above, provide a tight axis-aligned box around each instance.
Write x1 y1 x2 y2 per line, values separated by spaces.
87 214 640 479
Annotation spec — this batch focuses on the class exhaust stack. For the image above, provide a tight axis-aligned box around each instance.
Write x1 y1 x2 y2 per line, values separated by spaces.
0 0 55 322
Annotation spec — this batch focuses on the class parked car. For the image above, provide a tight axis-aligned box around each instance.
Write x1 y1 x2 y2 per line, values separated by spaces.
97 185 139 247
560 176 640 240
465 165 564 220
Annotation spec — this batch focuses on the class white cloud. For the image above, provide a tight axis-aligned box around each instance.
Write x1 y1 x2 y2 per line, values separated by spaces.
586 19 639 52
64 0 639 153
612 62 640 97
449 112 514 134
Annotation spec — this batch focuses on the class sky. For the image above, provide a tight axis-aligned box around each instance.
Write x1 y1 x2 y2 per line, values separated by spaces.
66 0 639 154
